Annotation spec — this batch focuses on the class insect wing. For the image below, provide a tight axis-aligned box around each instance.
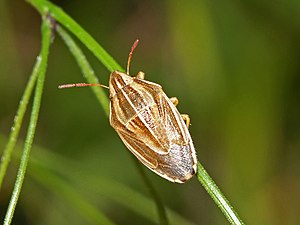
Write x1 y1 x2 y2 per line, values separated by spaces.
110 77 170 155
110 78 197 182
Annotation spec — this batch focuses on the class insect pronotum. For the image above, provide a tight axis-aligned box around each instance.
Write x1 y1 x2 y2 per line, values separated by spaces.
59 40 198 183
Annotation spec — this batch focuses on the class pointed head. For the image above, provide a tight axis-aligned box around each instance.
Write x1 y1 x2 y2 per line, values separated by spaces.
109 71 134 98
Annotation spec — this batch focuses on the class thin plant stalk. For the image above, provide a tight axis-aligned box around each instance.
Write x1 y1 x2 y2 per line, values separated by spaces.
27 0 122 73
197 162 245 225
0 57 41 190
56 25 109 115
3 18 52 225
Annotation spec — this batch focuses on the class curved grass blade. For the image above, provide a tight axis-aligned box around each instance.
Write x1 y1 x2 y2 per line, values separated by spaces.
27 0 122 73
3 18 52 225
56 25 109 115
197 162 245 225
0 56 41 190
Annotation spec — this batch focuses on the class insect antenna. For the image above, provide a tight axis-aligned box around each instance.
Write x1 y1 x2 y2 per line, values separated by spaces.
58 83 109 89
127 39 139 75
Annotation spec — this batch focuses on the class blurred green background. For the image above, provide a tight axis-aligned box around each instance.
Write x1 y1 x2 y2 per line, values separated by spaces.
0 0 299 224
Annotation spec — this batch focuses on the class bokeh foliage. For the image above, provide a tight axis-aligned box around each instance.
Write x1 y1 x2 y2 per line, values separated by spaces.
0 0 299 224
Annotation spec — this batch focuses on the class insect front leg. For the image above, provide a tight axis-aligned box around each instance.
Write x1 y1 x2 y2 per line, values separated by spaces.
170 97 179 106
181 114 191 128
136 71 145 79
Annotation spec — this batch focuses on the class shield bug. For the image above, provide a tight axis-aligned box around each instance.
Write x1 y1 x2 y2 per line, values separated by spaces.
59 40 197 183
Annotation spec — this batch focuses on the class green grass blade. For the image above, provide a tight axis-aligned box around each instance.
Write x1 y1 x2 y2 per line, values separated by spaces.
197 162 244 225
56 25 110 115
0 56 41 190
3 18 52 225
27 0 122 73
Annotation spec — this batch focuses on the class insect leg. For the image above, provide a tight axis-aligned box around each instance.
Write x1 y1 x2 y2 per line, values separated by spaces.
181 114 190 128
136 71 145 79
170 97 179 106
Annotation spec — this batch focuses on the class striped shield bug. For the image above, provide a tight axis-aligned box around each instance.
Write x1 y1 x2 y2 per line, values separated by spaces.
59 40 198 183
